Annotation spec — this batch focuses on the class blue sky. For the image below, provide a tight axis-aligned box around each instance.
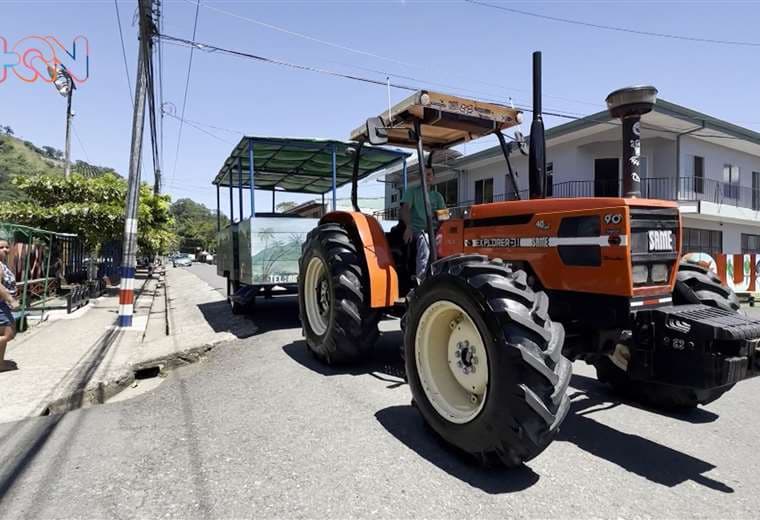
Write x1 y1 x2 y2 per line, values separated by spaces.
2 0 759 212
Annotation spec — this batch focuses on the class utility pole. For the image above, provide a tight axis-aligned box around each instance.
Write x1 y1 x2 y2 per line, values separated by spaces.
47 63 76 178
118 0 151 328
64 88 73 178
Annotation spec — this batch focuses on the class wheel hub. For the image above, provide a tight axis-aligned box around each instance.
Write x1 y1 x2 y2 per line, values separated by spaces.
414 301 489 424
454 341 478 375
318 278 330 315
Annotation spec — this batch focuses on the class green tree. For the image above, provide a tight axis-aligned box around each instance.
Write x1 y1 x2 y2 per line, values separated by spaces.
0 173 177 277
170 198 228 252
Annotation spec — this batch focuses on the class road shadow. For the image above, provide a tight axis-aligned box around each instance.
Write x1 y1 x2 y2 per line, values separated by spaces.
0 325 123 504
195 301 258 339
570 373 719 424
282 330 407 386
247 295 302 333
375 405 539 494
558 375 732 493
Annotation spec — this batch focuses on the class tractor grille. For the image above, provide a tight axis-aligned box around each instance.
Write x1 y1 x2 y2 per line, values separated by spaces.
629 206 680 287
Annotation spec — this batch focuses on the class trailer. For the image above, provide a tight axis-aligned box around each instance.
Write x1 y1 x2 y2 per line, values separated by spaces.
212 136 409 313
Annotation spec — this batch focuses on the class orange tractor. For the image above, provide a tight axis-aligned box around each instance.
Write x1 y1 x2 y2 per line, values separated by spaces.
297 53 760 467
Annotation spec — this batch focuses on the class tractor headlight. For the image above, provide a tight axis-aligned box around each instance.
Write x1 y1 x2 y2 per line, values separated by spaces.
632 264 648 284
651 263 669 283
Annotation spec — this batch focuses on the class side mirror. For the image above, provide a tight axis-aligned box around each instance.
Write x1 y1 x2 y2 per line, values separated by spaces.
514 130 529 156
366 117 388 146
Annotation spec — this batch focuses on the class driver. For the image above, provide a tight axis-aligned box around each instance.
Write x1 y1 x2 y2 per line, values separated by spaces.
400 167 445 282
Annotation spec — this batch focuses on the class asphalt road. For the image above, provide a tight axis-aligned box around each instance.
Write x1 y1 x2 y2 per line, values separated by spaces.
1 262 759 518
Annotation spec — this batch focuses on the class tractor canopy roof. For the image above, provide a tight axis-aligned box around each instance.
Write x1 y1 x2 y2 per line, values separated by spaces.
212 136 409 195
350 90 523 150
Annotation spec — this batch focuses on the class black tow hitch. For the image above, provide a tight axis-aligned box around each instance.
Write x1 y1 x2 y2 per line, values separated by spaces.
626 304 760 390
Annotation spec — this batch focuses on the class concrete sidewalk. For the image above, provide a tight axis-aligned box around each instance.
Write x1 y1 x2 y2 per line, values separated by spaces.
0 267 256 424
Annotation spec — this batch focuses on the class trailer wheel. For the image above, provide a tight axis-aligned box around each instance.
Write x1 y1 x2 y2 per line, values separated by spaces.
404 255 571 467
298 223 380 364
595 259 740 409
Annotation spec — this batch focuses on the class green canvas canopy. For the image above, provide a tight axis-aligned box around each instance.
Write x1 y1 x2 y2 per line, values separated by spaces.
213 137 409 194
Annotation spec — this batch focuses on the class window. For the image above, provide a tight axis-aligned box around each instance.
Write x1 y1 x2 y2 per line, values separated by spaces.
693 156 704 194
474 178 493 204
723 164 740 199
742 233 760 253
545 162 554 197
434 178 458 207
682 228 723 257
753 171 760 211
390 191 399 203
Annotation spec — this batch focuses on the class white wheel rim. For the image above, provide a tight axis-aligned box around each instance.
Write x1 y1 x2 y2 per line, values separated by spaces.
304 257 330 336
415 300 489 424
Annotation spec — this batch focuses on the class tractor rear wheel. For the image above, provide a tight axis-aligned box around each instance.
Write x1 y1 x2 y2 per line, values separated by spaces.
594 259 739 409
404 255 572 467
298 223 380 364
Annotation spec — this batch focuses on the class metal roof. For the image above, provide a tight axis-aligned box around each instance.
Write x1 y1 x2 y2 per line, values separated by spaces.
212 136 409 194
349 90 522 150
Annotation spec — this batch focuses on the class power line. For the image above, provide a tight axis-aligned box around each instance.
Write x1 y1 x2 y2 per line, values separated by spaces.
71 122 91 163
186 0 604 109
114 0 133 104
145 0 162 193
465 0 760 48
159 33 421 91
158 34 751 144
163 111 243 136
169 0 201 187
157 0 165 178
163 110 237 145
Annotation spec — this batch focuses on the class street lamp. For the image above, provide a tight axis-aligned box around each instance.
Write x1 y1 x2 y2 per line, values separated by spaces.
47 63 76 179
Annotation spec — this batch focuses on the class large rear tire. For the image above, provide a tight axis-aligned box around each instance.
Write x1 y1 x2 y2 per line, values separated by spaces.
595 258 739 409
673 258 742 312
298 223 380 364
404 254 572 467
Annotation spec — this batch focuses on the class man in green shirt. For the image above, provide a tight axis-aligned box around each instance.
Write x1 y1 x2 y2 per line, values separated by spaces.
400 167 446 281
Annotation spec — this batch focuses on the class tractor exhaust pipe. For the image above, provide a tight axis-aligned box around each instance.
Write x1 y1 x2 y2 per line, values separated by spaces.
606 86 658 198
528 51 546 199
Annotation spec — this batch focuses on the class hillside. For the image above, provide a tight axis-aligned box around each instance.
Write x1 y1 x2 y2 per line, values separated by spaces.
0 130 119 201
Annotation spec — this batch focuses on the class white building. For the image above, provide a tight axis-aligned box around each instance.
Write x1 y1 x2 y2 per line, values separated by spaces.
383 99 760 255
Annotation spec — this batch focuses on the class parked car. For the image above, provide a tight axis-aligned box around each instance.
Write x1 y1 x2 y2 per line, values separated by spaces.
173 255 193 267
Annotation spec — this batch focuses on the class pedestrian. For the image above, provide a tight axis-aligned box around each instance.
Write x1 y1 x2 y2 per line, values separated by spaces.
0 237 19 372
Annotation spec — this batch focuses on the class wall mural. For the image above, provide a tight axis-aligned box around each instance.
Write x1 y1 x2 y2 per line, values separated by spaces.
682 252 759 292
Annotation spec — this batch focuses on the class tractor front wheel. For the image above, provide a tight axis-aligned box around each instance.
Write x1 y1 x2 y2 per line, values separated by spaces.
298 223 380 364
404 255 572 467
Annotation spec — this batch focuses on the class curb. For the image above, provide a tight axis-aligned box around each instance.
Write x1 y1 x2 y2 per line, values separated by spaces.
39 267 254 418
42 339 226 416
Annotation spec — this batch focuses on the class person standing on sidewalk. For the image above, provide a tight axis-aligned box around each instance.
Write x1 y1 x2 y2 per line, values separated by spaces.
0 238 19 372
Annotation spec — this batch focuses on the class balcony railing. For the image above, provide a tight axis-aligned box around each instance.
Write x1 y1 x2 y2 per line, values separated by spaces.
373 176 760 220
